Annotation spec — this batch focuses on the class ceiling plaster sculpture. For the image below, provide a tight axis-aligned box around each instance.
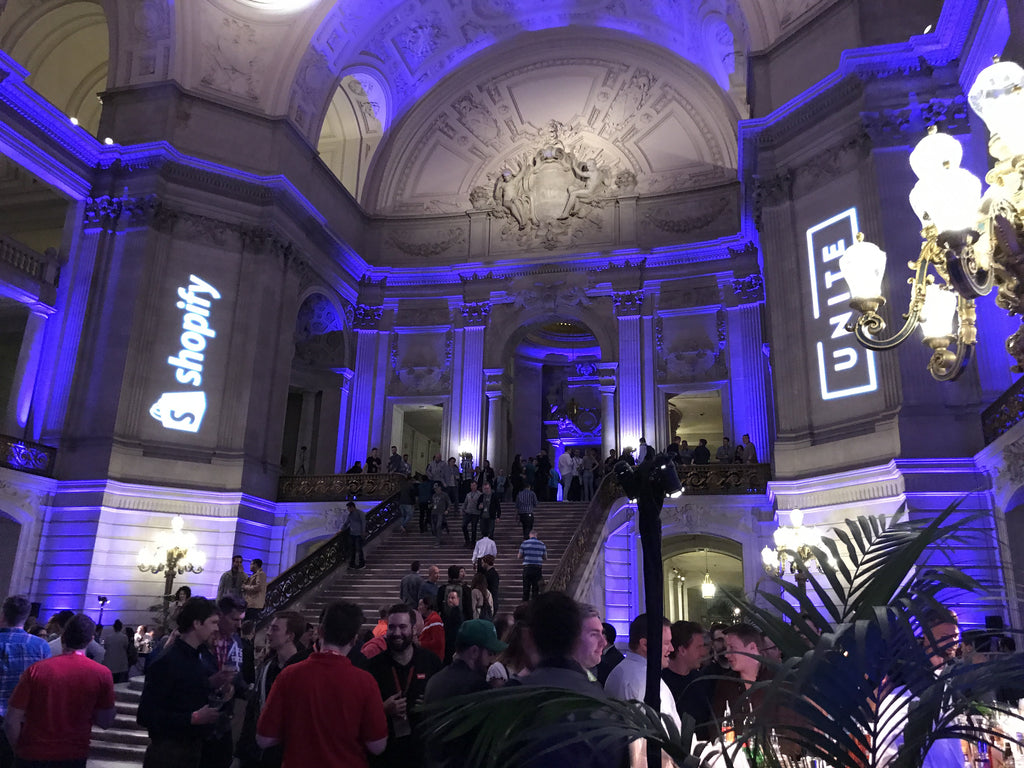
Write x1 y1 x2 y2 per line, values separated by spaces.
509 272 594 314
368 42 739 217
200 14 262 102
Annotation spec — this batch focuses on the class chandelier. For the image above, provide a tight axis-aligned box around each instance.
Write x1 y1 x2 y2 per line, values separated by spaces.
701 548 716 599
761 509 826 577
838 57 1024 381
137 515 206 622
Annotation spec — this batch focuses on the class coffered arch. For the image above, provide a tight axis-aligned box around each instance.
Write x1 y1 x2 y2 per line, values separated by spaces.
362 28 742 216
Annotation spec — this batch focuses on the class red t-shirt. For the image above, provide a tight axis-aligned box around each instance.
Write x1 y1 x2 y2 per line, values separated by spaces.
257 651 388 768
8 651 115 760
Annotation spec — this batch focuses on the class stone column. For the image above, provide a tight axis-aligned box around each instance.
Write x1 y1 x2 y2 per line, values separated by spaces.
346 305 384 469
724 276 770 462
333 368 354 473
614 291 645 450
484 368 506 471
5 306 53 434
598 364 618 457
455 302 490 460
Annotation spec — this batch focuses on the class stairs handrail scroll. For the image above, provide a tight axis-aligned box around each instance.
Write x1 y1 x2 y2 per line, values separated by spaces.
256 493 401 627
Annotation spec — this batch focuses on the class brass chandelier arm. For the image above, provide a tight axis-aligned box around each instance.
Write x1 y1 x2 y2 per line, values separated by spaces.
926 296 976 382
846 253 931 351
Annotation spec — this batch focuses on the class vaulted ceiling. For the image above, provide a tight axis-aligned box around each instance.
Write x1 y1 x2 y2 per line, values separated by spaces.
0 0 834 212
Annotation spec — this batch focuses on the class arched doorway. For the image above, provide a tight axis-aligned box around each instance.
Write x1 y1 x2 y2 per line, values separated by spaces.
509 319 602 465
662 533 743 626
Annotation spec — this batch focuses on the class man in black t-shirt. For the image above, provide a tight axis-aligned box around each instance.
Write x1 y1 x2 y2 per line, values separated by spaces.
366 605 442 768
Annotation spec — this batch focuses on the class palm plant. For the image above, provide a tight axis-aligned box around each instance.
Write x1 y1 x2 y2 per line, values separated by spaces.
419 501 1024 768
731 501 1024 767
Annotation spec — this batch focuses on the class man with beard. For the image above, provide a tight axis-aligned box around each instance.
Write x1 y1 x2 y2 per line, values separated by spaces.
366 605 442 768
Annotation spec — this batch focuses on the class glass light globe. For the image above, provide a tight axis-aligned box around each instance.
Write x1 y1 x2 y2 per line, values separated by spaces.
761 545 776 566
839 237 887 300
969 59 1024 155
908 167 982 231
920 284 958 339
909 130 964 180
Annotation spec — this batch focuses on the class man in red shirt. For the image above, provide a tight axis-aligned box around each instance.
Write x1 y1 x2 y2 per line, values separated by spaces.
257 601 387 768
416 597 445 662
4 613 115 767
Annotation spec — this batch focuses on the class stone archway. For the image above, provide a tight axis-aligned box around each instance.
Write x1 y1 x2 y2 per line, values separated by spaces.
662 532 744 626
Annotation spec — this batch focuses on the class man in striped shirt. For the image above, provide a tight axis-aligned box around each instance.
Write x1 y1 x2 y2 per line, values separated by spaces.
517 531 547 601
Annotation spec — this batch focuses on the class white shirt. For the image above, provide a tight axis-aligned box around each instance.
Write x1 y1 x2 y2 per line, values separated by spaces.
471 536 497 562
557 451 574 479
604 650 681 730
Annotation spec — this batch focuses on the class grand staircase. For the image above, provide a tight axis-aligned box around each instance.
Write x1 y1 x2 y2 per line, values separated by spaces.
304 500 589 619
87 499 591 765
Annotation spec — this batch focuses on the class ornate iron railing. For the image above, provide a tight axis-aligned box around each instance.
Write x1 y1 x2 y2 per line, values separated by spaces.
0 433 56 477
677 462 771 494
277 472 404 502
547 474 623 596
256 493 401 626
982 375 1024 445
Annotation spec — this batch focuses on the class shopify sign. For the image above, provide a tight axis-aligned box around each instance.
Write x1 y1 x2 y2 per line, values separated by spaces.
806 208 877 401
149 275 221 433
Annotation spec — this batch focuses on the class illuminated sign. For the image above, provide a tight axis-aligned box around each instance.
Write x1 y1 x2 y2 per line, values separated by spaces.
806 208 878 400
149 275 221 433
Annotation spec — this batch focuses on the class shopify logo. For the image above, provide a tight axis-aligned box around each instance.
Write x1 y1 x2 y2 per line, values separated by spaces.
149 275 221 433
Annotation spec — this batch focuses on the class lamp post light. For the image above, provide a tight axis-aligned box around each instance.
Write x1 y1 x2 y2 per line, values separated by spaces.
137 515 206 626
615 452 682 767
839 57 1024 381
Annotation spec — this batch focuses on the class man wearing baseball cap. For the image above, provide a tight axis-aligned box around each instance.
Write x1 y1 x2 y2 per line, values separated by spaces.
422 620 507 768
422 620 507 702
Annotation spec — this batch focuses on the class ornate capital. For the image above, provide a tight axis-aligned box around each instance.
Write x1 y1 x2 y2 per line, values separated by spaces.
731 274 765 303
460 301 492 326
353 304 384 330
612 290 645 316
83 194 158 231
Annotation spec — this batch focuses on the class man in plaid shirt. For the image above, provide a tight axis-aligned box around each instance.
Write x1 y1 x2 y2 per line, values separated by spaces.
0 595 50 768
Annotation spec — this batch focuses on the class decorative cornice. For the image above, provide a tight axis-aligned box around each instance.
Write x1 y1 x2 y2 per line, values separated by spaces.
861 95 970 147
83 194 159 231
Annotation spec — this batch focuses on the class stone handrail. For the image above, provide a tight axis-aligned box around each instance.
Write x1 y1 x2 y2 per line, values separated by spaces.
0 433 56 476
0 235 56 283
278 472 404 502
982 376 1024 445
547 474 623 597
257 492 401 625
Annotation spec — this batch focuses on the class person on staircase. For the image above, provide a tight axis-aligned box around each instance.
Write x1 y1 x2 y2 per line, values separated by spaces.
515 480 538 539
478 482 500 539
347 501 366 570
461 481 482 547
430 483 450 546
399 562 423 610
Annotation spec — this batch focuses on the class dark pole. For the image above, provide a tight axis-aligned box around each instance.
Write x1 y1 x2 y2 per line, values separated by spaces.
632 452 670 768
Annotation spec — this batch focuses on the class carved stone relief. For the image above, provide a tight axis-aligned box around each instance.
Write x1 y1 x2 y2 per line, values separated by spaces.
509 272 594 313
294 294 346 368
642 194 734 236
387 227 466 259
656 309 728 382
389 329 453 395
200 15 261 102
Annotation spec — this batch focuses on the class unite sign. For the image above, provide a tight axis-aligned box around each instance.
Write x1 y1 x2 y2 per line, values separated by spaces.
805 208 878 401
149 275 222 433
